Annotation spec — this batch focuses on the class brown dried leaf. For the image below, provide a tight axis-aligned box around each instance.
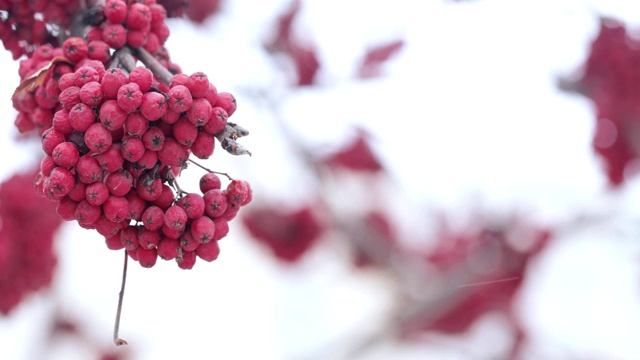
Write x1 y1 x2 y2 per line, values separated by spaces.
12 57 73 98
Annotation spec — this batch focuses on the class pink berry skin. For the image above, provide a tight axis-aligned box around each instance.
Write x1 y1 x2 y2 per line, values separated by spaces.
117 82 143 112
137 176 163 201
85 182 110 206
161 224 183 239
121 136 146 162
52 110 74 135
104 196 130 223
138 229 161 249
79 82 104 107
100 100 128 131
129 67 153 93
74 66 100 87
87 40 111 64
171 73 192 88
142 126 165 151
68 182 87 202
180 231 200 251
157 138 188 168
190 216 215 243
120 226 139 250
106 234 125 250
105 169 133 197
41 156 56 176
125 112 149 136
196 240 220 262
203 189 227 218
152 184 175 210
191 131 215 159
140 92 167 120
168 85 193 113
215 92 237 116
204 82 218 107
102 68 129 99
177 250 197 269
157 237 180 260
173 117 198 146
95 215 123 237
59 86 81 110
137 248 158 268
75 200 102 226
164 205 188 231
226 179 249 205
143 32 160 54
127 30 148 48
62 37 88 63
142 206 164 231
126 3 152 31
69 103 96 132
44 167 76 199
161 108 180 124
56 197 78 221
76 155 102 184
58 73 76 92
103 23 128 49
186 98 212 126
135 150 158 172
126 192 147 220
188 72 209 98
127 249 139 261
104 0 128 24
221 203 240 221
95 143 124 172
84 122 113 154
41 128 66 155
177 193 205 219
199 173 221 193
52 142 80 169
149 4 166 26
212 217 229 241
203 107 228 135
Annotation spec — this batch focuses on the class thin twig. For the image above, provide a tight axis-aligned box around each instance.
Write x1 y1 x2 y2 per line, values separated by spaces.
113 250 129 346
187 159 234 180
134 47 173 85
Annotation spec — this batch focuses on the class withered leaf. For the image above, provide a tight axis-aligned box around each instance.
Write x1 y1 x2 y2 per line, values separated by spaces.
12 57 73 99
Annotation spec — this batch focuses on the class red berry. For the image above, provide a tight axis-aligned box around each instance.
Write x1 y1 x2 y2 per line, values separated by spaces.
199 173 221 193
103 196 130 223
62 37 88 63
104 0 128 23
117 82 143 111
191 131 215 159
129 67 153 92
203 107 227 135
69 103 96 132
142 126 165 151
186 98 211 126
196 240 220 261
215 92 236 116
103 24 128 49
164 205 187 231
59 86 81 110
140 91 167 120
121 136 146 162
190 216 215 243
138 229 161 249
176 193 205 219
84 122 113 154
102 68 129 99
95 143 125 172
52 142 80 168
142 205 164 231
157 138 188 168
100 100 128 130
106 234 125 250
79 81 104 106
137 247 158 268
105 169 133 196
157 237 180 260
177 250 196 269
212 217 229 241
74 66 100 87
188 72 209 98
120 226 139 250
203 189 227 218
173 117 198 146
137 176 163 201
126 192 147 220
75 200 102 225
57 197 78 221
168 85 193 113
76 155 102 184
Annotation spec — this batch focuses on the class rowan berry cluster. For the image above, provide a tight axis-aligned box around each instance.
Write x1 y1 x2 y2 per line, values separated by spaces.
7 0 252 270
0 0 79 59
29 47 250 268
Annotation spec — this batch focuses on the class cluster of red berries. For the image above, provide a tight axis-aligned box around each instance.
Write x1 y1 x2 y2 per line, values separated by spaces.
0 0 79 59
0 170 63 314
86 0 170 60
29 49 250 268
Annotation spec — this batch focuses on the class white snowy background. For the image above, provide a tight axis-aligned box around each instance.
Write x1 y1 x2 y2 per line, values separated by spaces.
2 0 640 359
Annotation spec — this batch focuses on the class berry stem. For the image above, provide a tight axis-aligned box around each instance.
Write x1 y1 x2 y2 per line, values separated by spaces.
111 47 137 73
134 47 173 86
187 159 234 180
113 250 129 346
